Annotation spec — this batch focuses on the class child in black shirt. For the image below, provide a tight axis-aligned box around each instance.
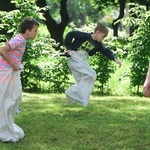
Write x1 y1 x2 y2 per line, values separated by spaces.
64 22 121 106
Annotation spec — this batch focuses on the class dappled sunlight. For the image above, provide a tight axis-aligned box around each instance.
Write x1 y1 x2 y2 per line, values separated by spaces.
136 105 150 110
12 93 150 149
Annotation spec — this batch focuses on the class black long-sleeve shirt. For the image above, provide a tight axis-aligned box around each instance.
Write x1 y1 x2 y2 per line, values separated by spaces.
64 30 116 60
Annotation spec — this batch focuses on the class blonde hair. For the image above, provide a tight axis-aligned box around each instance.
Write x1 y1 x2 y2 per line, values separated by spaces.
94 22 108 37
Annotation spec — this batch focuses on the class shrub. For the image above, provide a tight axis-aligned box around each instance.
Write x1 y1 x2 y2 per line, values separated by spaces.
121 3 150 93
0 0 70 93
22 38 70 93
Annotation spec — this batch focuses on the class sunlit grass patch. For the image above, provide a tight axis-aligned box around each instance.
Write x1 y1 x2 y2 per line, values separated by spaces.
1 93 150 149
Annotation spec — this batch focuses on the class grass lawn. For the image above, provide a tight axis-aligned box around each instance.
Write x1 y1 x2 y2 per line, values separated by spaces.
1 93 150 150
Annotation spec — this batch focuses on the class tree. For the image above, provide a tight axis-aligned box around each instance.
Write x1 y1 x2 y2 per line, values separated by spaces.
67 0 99 27
129 0 150 35
0 0 15 11
95 0 126 37
94 0 150 37
112 0 126 37
0 0 15 37
36 0 69 45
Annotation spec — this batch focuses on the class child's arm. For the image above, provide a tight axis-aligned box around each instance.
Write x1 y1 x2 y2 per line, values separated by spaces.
143 63 150 97
114 58 122 67
0 45 20 71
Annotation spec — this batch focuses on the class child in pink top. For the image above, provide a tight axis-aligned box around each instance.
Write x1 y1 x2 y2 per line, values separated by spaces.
0 34 26 70
0 17 39 142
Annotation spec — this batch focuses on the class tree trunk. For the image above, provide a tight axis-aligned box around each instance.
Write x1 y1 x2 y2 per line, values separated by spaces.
0 0 15 11
36 0 69 46
112 0 126 37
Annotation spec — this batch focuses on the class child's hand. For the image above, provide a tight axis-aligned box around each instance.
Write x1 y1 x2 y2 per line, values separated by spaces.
143 79 150 97
114 58 122 67
143 84 150 97
11 62 20 71
66 50 71 55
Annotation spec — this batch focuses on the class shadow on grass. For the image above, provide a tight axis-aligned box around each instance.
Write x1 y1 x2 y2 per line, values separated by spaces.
1 93 150 150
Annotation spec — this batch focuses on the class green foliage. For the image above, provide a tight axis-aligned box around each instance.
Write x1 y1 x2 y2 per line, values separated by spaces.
0 0 45 36
108 61 131 96
22 37 70 93
90 37 128 93
121 3 150 92
46 0 100 27
89 53 114 93
94 0 119 12
0 0 71 93
67 0 99 25
105 37 129 60
0 0 131 94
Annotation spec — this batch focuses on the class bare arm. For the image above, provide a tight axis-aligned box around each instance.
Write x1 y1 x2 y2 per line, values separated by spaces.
143 63 150 97
114 58 122 67
0 45 20 71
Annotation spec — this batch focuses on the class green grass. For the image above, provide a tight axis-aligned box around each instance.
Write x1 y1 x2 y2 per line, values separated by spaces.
1 93 150 150
108 61 132 96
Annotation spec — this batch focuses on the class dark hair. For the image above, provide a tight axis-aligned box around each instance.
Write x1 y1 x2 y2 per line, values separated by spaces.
20 17 39 33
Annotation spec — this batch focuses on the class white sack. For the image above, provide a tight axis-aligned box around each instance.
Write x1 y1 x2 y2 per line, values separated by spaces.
0 68 24 142
65 51 97 106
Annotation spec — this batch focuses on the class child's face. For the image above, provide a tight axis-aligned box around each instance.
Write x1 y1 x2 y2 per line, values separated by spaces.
27 25 39 40
95 31 106 42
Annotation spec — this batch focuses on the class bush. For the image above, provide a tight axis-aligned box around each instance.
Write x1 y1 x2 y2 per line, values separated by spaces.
0 0 128 94
121 3 150 93
22 37 71 93
0 0 71 93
